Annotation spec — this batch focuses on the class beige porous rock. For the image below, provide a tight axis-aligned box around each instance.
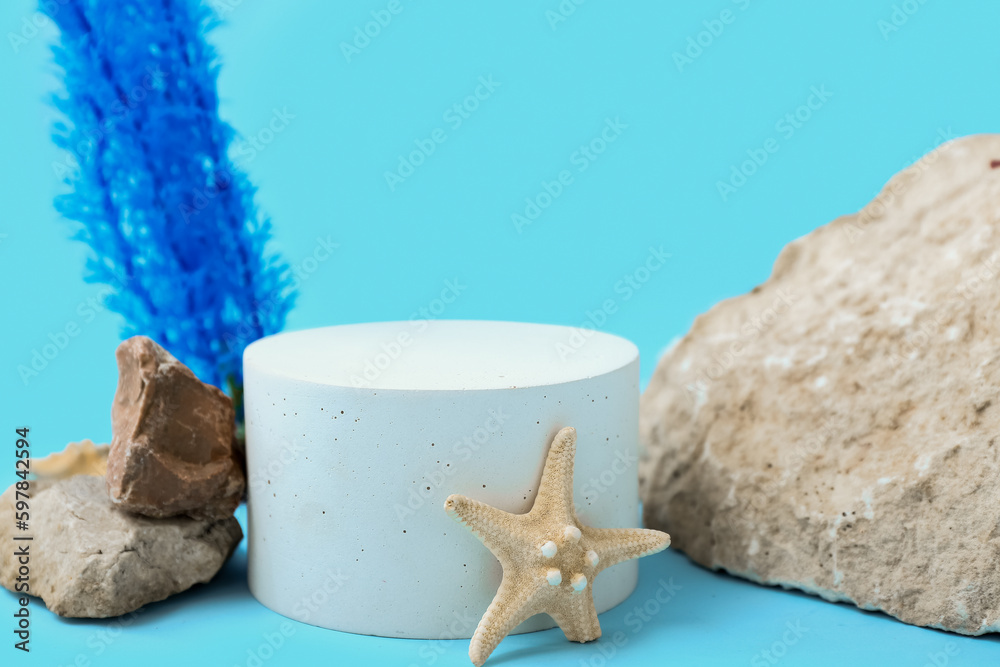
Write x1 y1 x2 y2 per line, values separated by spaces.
106 336 244 519
0 476 241 618
32 439 109 479
639 134 1000 635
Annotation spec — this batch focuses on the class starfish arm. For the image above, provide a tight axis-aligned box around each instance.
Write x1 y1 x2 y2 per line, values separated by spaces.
469 574 547 667
445 494 524 555
529 427 578 521
582 526 670 572
547 587 601 644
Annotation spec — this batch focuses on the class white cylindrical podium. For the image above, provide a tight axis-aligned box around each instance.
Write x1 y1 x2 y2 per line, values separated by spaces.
243 320 640 638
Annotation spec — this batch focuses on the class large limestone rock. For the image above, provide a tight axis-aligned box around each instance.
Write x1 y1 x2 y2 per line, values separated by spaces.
0 476 241 617
639 134 1000 635
107 336 244 519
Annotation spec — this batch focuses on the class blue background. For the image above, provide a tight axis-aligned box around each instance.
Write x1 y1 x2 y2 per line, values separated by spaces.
2 0 1000 664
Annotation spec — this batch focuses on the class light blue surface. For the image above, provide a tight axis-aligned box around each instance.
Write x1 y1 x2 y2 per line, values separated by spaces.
12 505 1000 667
2 0 1000 665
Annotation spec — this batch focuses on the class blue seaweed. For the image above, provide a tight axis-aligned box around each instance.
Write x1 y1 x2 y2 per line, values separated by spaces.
43 0 295 415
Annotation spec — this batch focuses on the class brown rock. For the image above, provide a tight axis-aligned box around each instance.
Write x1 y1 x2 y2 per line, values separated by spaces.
0 476 241 618
106 336 244 519
639 134 1000 635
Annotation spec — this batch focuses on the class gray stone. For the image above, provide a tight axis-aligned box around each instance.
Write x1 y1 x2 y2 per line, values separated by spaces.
0 476 241 618
639 134 1000 635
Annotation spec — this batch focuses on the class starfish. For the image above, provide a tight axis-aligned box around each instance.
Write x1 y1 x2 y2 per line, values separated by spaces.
444 426 670 666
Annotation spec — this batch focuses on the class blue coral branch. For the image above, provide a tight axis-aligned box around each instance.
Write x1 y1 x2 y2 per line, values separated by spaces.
43 0 295 411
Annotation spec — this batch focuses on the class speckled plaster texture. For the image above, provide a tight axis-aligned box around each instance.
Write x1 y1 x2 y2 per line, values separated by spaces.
244 321 643 638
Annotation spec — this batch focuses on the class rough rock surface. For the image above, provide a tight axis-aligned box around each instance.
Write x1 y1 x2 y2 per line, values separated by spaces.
639 134 1000 635
0 476 241 618
32 439 109 479
107 336 244 519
